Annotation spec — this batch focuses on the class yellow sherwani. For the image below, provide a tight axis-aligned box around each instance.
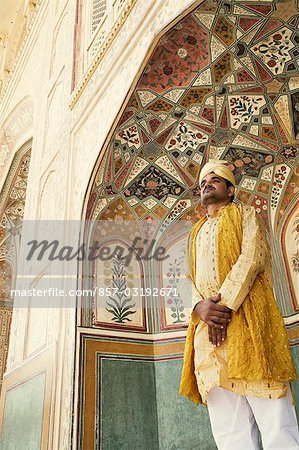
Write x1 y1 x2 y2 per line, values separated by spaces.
180 202 296 405
192 204 286 403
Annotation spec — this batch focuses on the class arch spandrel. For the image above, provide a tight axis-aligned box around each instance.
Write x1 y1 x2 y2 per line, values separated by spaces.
0 144 32 389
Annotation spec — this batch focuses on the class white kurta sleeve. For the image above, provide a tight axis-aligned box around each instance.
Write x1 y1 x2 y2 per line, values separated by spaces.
218 205 267 311
184 231 204 324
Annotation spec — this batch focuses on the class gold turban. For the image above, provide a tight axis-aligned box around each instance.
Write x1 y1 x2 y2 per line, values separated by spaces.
199 159 236 186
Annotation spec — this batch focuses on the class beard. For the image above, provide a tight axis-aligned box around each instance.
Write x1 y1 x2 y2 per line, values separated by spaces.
201 189 217 205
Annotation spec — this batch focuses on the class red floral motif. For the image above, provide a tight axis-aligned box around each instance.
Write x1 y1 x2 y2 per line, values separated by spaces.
271 165 288 209
252 195 269 229
280 145 299 159
117 126 140 147
252 28 294 75
137 15 210 94
229 96 264 127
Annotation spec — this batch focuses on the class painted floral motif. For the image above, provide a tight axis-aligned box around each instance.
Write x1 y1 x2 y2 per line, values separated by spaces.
252 195 268 214
160 200 191 232
105 254 136 323
124 166 185 200
137 15 210 94
165 256 186 323
292 252 299 273
116 125 141 148
178 48 188 58
18 153 31 177
241 178 257 190
271 165 289 209
155 155 184 183
124 157 148 186
251 28 295 75
229 96 266 129
261 166 273 181
257 181 270 195
261 125 277 141
274 95 293 140
166 122 208 152
280 145 299 160
143 198 157 209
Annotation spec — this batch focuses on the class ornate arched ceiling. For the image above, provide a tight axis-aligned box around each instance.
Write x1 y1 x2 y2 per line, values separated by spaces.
87 0 298 225
85 0 299 331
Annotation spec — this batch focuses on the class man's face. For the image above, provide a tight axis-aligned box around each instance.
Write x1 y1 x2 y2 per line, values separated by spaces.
200 172 234 205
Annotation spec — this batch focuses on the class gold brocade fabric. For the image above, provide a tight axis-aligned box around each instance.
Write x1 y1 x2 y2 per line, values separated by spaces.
179 202 296 405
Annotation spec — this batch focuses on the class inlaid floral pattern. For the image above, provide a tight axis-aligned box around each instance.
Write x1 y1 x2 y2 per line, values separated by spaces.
252 28 295 75
229 96 266 129
86 0 299 329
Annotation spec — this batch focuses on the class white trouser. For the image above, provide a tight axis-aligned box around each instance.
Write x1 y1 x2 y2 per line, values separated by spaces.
207 386 299 450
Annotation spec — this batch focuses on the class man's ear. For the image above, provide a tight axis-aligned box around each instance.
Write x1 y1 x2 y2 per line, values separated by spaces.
228 186 235 198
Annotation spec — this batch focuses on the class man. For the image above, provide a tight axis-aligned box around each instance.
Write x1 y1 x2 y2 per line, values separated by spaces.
180 159 299 449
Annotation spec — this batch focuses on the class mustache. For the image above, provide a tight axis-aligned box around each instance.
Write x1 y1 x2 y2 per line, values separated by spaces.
203 186 215 193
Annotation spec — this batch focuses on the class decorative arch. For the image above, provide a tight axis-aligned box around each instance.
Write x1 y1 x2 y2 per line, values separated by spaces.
83 0 299 334
0 141 32 389
281 199 299 312
78 2 299 449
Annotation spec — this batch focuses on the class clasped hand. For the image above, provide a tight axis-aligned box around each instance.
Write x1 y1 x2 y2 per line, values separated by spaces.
194 293 231 347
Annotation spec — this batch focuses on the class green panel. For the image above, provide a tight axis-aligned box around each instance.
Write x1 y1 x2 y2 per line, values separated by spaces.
290 346 299 420
155 359 216 450
0 371 45 450
101 359 159 450
98 350 299 449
